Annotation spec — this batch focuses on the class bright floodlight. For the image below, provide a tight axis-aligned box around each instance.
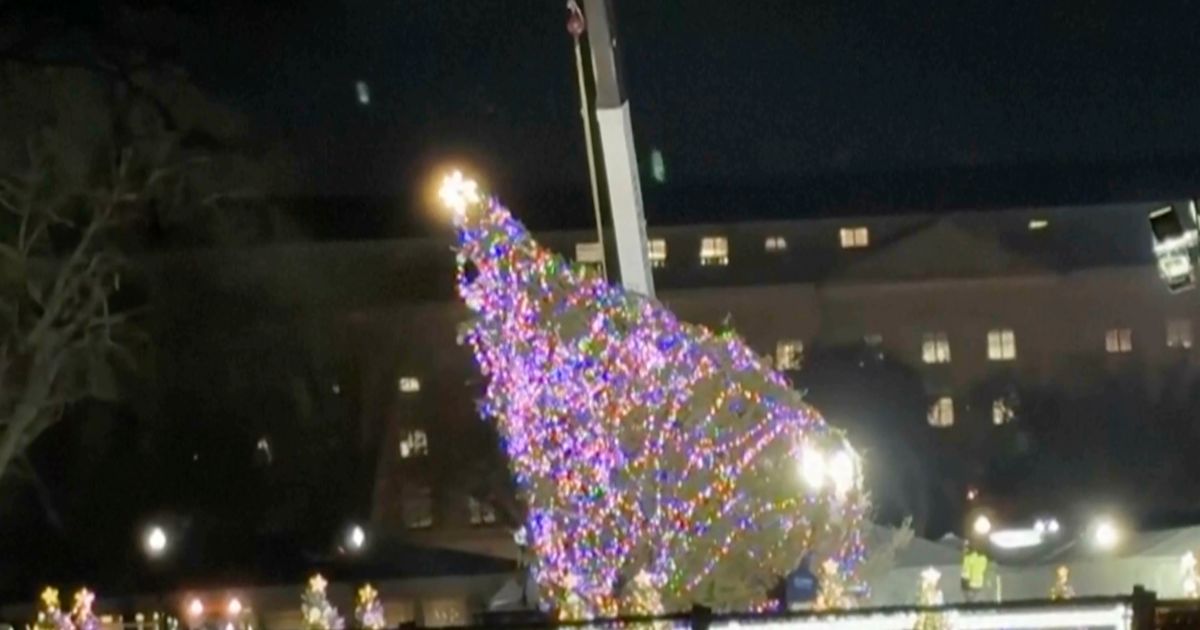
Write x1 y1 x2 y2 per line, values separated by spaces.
990 528 1043 550
1093 518 1121 551
1048 518 1061 534
829 449 856 496
798 445 827 490
226 598 242 617
145 526 168 556
187 598 204 619
348 524 366 551
438 170 481 215
973 515 993 536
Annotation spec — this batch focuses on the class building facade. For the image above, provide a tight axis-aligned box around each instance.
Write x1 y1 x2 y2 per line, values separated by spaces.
327 199 1200 558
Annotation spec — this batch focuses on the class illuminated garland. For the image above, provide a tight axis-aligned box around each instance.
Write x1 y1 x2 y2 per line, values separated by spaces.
449 177 868 617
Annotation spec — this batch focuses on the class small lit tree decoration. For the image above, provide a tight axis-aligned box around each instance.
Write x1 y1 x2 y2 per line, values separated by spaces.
301 574 345 630
447 172 868 616
913 567 950 630
1183 552 1199 599
1049 565 1075 601
35 587 75 630
71 589 99 630
354 584 386 630
557 573 590 621
623 570 665 617
814 557 853 611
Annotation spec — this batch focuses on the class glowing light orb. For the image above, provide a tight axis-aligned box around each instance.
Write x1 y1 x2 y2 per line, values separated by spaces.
798 445 827 490
1093 518 1120 551
438 170 481 215
145 526 168 556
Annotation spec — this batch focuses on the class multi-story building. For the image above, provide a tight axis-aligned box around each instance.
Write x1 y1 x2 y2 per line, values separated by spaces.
129 198 1200 568
321 198 1200 560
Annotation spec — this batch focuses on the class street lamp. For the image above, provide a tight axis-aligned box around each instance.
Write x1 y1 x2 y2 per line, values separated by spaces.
144 525 168 558
973 515 993 537
1092 517 1121 551
347 524 366 552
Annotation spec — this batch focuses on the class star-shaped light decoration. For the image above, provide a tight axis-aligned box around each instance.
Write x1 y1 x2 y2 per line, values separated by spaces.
920 567 941 586
357 584 377 604
822 558 840 575
632 570 654 588
438 170 481 216
41 587 60 610
308 574 328 594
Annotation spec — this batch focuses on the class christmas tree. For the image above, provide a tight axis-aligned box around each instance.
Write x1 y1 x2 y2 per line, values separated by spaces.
35 587 74 630
70 589 99 630
301 574 345 630
913 568 950 630
814 558 853 610
354 584 386 630
1049 566 1074 601
445 173 868 616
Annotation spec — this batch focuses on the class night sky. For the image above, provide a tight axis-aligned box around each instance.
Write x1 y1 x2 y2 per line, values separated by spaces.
134 1 1200 222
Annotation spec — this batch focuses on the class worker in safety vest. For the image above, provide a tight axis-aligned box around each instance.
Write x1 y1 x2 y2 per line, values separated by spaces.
961 541 989 602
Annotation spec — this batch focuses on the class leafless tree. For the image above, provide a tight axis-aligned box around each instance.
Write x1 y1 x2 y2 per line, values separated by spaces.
0 57 287 487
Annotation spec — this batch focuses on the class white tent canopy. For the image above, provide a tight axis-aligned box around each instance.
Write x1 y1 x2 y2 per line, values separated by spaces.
865 524 1200 606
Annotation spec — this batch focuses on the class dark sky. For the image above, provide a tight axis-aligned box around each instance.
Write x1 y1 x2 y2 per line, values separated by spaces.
172 1 1200 220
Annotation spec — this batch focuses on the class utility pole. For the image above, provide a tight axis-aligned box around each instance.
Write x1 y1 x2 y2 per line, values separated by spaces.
579 0 656 297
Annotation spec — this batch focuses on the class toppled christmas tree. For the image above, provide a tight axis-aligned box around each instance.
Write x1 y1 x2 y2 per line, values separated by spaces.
301 574 345 630
445 173 868 617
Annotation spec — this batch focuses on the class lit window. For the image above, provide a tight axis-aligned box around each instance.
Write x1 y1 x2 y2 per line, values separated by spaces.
864 334 883 347
1028 219 1049 230
928 397 954 428
399 430 428 459
775 340 804 371
986 329 1017 361
648 239 667 268
399 377 421 393
575 242 603 264
839 227 869 248
402 483 433 529
1167 319 1193 349
992 399 1014 426
699 237 729 266
468 496 497 526
922 332 951 364
764 236 788 253
1105 328 1133 353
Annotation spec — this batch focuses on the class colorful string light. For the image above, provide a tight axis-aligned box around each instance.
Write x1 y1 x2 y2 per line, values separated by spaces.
451 183 868 618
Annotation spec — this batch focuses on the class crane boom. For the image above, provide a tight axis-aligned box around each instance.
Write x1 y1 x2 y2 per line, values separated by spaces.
580 0 656 298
